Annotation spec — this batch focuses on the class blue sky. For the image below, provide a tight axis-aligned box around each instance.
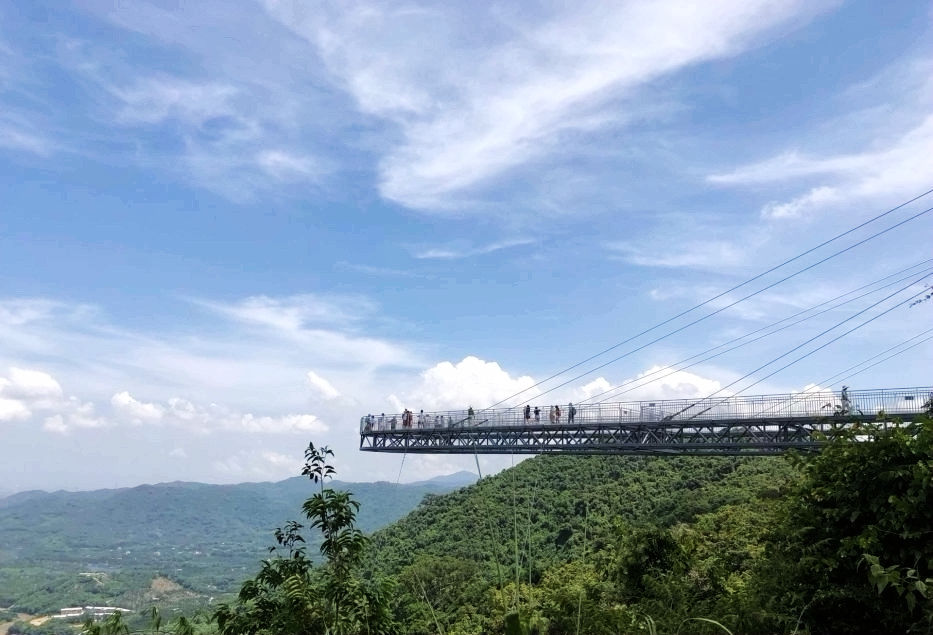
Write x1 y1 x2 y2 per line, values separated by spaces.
1 0 931 492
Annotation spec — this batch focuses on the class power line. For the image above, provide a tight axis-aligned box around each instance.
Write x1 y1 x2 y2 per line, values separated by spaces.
480 187 933 412
578 260 933 405
482 205 933 418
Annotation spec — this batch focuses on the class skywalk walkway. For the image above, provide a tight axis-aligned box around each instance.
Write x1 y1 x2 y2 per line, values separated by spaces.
359 387 932 455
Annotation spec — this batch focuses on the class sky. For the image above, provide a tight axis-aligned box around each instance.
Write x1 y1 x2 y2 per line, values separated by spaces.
1 0 931 493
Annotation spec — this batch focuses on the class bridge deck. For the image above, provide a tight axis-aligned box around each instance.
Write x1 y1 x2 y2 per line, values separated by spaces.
359 387 931 455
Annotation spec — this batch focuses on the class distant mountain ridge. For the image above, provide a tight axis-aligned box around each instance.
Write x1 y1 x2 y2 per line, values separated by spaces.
0 470 475 613
0 470 477 505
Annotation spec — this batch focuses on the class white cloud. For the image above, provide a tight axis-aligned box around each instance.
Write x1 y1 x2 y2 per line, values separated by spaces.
0 397 29 422
0 299 92 327
60 398 105 430
267 0 834 210
238 413 326 434
335 261 429 279
382 359 732 423
212 449 300 480
197 293 374 331
578 377 613 400
84 65 325 199
572 366 725 405
606 239 751 269
40 398 106 434
710 114 933 221
624 366 724 401
111 391 164 424
169 447 188 459
160 395 328 435
42 414 67 434
2 367 63 400
0 300 55 326
256 150 322 181
0 119 52 156
110 76 239 126
261 451 294 467
194 293 419 370
414 238 535 260
0 362 328 435
760 185 841 220
0 367 63 421
307 370 341 400
387 355 539 412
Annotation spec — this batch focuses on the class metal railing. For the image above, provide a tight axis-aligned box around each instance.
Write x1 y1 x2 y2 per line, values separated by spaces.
360 387 932 435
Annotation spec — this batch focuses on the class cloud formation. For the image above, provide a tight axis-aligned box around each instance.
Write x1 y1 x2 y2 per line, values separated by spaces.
267 0 834 211
307 370 341 400
0 367 105 432
606 238 753 269
388 355 539 412
414 238 535 260
710 110 933 221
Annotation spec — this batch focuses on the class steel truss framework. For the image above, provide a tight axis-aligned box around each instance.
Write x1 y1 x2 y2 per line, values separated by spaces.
359 387 931 456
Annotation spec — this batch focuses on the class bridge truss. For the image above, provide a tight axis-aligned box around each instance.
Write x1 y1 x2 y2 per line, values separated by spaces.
359 387 931 456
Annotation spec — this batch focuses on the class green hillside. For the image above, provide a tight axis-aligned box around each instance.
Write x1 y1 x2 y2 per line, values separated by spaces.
365 454 795 632
0 473 474 613
6 417 932 634
340 419 931 634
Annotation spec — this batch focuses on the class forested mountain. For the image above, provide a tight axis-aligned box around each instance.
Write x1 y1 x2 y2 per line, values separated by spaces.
0 472 474 613
349 417 931 634
7 417 932 634
364 454 795 633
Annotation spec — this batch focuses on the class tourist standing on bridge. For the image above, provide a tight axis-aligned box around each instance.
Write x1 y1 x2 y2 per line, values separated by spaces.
524 404 531 423
555 404 561 423
549 406 556 423
468 405 475 424
568 403 576 423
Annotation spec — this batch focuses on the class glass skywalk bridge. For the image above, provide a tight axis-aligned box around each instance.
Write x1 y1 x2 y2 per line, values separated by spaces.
359 387 932 455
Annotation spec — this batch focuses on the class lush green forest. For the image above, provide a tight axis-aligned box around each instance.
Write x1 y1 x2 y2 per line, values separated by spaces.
0 474 473 614
4 416 931 634
364 453 795 633
213 415 932 634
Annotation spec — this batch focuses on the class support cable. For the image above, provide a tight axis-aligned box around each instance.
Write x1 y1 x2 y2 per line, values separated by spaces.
683 278 930 419
577 261 933 405
586 271 933 408
479 188 933 412
478 206 933 420
751 327 933 419
819 328 933 388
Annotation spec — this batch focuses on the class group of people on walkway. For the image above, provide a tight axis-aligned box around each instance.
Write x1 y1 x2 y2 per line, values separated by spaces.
523 403 576 424
363 409 455 431
363 402 580 433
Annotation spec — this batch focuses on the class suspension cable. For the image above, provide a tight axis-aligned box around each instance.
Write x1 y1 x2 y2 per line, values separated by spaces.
480 206 933 419
748 327 933 419
479 188 933 412
683 278 930 419
578 261 933 405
